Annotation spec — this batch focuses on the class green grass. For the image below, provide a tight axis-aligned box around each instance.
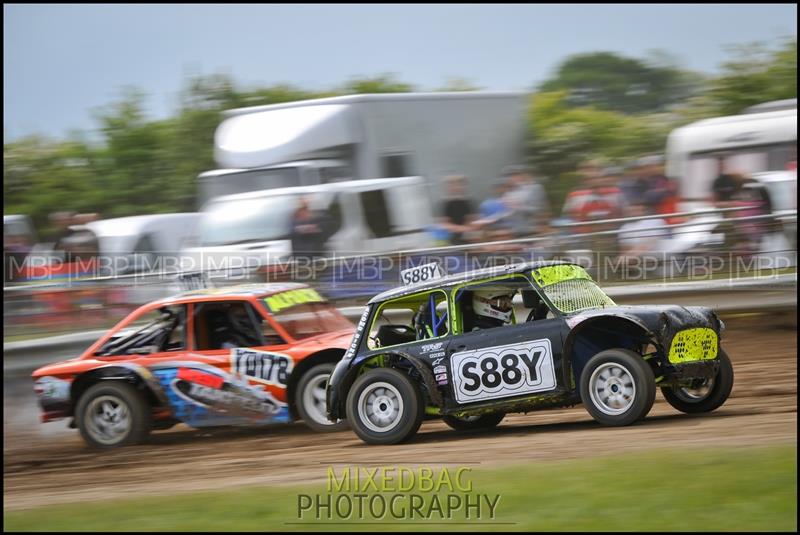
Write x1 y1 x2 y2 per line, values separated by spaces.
4 445 796 531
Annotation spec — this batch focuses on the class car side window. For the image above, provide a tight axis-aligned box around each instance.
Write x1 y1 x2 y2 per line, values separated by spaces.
454 276 544 333
260 315 287 346
367 291 448 350
194 301 265 350
96 304 186 356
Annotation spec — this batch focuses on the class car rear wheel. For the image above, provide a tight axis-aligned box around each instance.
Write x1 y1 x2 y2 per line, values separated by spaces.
580 349 656 426
443 412 505 431
346 368 424 445
295 363 348 432
661 349 734 414
75 381 152 449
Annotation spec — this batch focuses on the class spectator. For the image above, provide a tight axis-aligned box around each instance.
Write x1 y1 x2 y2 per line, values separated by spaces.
477 179 513 232
617 202 670 257
562 159 603 221
50 211 77 250
637 155 679 221
711 157 741 206
619 161 648 206
577 166 624 225
289 196 329 258
74 213 100 225
436 175 479 245
731 175 773 254
501 164 550 237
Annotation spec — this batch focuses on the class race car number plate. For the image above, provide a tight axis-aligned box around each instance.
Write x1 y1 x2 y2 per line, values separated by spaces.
400 263 443 285
451 339 557 404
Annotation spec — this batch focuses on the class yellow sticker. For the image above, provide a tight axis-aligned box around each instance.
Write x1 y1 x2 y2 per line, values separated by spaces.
668 328 719 364
531 265 592 287
264 288 324 313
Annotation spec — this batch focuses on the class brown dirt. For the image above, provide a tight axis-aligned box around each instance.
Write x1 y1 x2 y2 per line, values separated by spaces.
3 315 796 511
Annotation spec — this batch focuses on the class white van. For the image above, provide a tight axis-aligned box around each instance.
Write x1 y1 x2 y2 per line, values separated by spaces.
665 100 796 212
84 213 202 276
183 176 435 273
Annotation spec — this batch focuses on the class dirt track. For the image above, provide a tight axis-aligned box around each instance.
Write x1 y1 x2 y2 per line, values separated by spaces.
4 315 797 511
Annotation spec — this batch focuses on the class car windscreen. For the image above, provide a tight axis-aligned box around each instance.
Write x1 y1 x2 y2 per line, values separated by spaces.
199 168 302 205
531 265 615 314
262 288 352 340
199 195 299 246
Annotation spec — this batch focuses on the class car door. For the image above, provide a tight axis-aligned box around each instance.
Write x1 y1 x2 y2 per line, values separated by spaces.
446 305 567 408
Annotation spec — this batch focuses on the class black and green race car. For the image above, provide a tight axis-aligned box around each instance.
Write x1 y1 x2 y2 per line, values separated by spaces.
326 261 733 445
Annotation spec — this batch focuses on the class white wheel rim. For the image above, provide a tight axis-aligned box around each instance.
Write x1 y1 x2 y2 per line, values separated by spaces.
357 381 404 433
302 373 335 426
85 394 132 445
589 362 636 416
675 377 715 402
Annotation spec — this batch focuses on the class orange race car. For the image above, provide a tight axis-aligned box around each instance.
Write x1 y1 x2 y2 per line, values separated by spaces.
31 283 355 448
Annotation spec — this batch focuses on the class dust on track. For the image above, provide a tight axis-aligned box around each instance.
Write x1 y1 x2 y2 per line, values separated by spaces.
4 315 796 511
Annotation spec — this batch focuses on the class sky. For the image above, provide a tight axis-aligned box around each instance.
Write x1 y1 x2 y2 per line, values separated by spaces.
3 4 797 141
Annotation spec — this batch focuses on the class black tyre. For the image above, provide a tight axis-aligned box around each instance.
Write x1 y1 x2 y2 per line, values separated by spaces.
75 381 152 449
580 349 656 426
661 349 734 414
443 412 505 431
295 363 349 432
345 368 424 445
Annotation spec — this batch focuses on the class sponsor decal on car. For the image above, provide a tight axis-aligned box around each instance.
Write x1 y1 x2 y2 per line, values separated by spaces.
420 341 445 353
33 376 71 401
263 288 325 313
166 364 284 420
345 307 370 361
451 339 557 404
231 348 294 387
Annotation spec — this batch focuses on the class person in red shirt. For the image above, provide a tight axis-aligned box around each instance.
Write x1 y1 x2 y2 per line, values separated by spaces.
577 167 624 226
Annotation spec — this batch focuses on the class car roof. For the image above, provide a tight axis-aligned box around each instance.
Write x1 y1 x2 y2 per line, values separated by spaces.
367 260 572 304
154 282 312 306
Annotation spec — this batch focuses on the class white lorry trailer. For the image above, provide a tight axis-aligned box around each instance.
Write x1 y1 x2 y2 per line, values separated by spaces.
197 91 530 207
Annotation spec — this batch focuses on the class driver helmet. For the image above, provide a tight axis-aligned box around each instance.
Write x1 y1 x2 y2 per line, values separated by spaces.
472 290 515 326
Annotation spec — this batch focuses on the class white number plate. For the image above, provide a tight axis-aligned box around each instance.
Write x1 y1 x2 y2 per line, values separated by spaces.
400 263 443 285
451 339 557 403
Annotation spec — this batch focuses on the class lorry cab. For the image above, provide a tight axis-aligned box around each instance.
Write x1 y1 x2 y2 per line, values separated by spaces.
197 159 353 206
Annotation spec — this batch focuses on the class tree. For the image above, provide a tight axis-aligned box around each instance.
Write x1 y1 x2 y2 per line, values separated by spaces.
538 51 701 114
710 38 797 115
339 74 416 94
525 91 669 211
436 77 483 92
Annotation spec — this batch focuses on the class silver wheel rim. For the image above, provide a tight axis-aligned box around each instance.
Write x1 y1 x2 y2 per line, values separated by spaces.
589 362 636 416
85 395 132 445
457 415 482 423
674 377 715 403
302 373 334 426
357 381 404 433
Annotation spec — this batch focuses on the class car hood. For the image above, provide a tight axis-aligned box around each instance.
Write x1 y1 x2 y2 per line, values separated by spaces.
291 328 355 350
564 304 723 344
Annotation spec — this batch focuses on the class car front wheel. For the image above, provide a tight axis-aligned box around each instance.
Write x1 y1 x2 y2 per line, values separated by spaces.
346 368 424 445
75 381 152 449
661 349 734 414
295 363 349 432
580 349 656 426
